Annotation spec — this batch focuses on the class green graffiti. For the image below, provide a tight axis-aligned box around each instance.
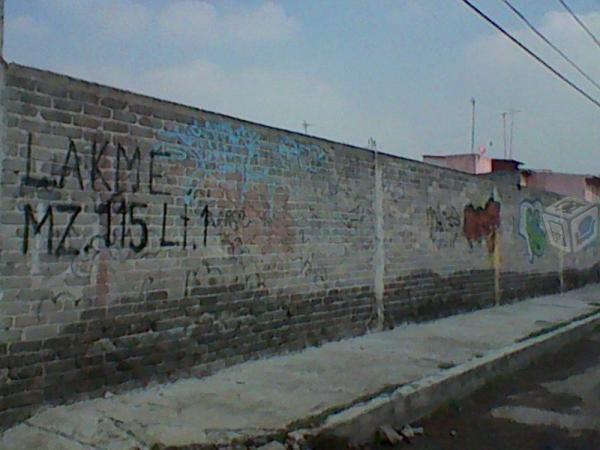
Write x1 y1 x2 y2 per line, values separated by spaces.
519 200 548 263
525 208 546 259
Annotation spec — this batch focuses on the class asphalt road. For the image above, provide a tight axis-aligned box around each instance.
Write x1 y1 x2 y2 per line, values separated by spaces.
313 325 600 450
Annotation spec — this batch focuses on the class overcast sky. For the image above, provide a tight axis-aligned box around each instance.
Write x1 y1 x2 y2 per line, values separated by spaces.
4 0 600 174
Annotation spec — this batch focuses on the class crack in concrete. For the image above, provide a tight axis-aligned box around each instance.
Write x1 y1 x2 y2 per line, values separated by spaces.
210 428 288 450
516 309 600 342
203 426 281 437
104 415 150 449
24 421 104 450
145 426 285 449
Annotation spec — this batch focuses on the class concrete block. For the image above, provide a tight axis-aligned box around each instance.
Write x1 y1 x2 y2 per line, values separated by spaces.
52 98 82 113
113 110 136 124
83 103 110 118
21 325 59 342
69 89 99 104
103 120 128 133
6 74 36 90
20 92 51 108
40 109 72 124
100 97 127 110
5 101 38 117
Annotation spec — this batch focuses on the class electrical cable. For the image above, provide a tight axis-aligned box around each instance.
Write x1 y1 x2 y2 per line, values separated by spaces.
556 0 600 49
502 0 600 91
459 0 600 110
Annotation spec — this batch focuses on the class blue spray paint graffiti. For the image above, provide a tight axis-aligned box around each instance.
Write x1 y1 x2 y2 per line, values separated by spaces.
153 119 259 206
276 136 328 174
154 118 329 204
156 119 260 176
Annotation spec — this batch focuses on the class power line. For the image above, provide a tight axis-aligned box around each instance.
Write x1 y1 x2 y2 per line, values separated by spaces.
501 0 600 92
459 0 600 110
556 0 600 50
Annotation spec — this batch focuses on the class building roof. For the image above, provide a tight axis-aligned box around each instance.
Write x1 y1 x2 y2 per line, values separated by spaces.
586 176 600 187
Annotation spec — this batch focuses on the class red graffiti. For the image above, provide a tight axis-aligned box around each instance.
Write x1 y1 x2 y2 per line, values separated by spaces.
204 179 296 255
463 198 501 253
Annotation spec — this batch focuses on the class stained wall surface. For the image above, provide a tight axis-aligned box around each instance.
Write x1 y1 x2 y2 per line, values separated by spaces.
0 63 598 427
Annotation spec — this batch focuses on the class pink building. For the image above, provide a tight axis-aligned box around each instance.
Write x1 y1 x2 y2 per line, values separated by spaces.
423 153 599 202
522 171 600 203
423 153 493 174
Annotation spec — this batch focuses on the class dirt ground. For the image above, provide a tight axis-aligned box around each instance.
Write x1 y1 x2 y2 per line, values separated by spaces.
311 326 600 450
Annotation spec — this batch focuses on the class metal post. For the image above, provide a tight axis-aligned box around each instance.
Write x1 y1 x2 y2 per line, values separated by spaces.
502 112 507 158
470 98 476 153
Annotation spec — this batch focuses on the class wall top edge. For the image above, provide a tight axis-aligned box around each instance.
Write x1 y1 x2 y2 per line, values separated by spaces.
6 62 532 188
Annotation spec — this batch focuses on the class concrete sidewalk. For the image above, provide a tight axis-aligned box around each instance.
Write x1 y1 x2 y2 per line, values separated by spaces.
2 285 600 449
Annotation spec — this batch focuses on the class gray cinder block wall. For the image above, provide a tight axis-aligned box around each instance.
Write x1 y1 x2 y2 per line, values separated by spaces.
0 63 598 428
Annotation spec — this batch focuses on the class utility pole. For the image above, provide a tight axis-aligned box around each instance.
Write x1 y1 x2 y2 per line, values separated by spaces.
508 109 520 159
470 98 476 154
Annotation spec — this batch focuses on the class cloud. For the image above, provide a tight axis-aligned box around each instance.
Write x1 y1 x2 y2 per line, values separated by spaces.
222 2 301 43
157 1 218 42
96 1 154 37
40 0 299 48
51 0 154 38
156 0 299 45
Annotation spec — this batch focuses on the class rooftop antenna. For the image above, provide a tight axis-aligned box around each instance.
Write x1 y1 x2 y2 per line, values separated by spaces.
470 98 476 154
301 120 312 134
508 108 520 159
502 109 520 159
367 137 377 150
501 112 508 158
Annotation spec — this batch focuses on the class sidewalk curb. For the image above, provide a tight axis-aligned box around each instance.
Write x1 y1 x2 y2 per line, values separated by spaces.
289 309 600 445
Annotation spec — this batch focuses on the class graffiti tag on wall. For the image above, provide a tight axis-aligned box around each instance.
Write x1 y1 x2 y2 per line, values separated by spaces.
21 122 316 262
463 198 501 253
155 119 328 190
20 134 186 256
518 200 547 263
426 204 461 249
542 197 598 253
518 197 598 262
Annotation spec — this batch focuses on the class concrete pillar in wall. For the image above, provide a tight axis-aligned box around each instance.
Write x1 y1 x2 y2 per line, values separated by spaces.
0 0 6 203
0 0 4 61
374 151 385 329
